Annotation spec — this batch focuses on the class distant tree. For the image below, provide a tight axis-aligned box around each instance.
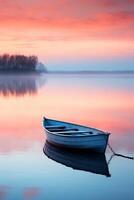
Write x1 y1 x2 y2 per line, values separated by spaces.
0 54 38 72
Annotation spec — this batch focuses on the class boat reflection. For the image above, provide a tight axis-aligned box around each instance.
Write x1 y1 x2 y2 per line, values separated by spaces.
43 141 111 177
0 74 46 96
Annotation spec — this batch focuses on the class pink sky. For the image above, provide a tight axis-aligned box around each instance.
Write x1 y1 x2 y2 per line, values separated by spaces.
0 0 133 39
0 0 133 70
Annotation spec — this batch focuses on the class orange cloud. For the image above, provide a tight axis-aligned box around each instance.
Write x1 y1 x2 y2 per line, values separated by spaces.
0 0 133 59
0 1 133 40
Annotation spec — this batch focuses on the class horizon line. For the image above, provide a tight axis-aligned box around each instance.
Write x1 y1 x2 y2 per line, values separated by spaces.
46 70 134 74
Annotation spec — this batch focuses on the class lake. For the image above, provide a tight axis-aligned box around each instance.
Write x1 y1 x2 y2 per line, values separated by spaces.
0 73 134 200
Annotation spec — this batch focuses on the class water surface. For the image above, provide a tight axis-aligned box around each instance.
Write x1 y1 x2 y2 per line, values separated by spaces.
0 73 134 200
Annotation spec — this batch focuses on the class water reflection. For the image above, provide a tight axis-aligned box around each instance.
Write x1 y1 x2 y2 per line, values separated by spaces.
0 74 46 96
0 186 10 200
43 141 111 177
0 74 133 154
23 187 40 200
0 73 133 200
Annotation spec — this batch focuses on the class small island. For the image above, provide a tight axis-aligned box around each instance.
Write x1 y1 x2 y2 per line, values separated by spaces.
0 54 46 73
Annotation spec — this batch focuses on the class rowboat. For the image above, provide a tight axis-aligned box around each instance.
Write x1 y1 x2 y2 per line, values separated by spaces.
43 141 111 177
43 117 110 153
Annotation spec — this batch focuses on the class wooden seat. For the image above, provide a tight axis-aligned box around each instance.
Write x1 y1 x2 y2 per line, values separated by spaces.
56 131 91 135
49 128 78 132
46 125 66 129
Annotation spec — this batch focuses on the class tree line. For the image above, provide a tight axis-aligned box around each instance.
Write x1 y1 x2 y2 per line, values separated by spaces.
0 54 38 71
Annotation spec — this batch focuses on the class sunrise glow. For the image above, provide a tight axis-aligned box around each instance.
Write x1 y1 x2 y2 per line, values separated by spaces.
0 0 133 70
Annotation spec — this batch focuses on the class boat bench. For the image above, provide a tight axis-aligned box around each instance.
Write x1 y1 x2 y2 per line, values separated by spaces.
56 131 93 135
46 125 94 135
48 128 79 132
46 125 79 132
46 125 66 129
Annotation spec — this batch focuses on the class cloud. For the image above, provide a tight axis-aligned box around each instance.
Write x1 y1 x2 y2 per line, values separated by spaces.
0 0 133 41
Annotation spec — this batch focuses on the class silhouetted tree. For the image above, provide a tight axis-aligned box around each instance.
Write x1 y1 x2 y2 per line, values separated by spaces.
0 54 38 72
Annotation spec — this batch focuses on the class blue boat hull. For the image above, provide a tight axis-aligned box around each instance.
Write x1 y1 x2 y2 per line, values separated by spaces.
43 118 110 153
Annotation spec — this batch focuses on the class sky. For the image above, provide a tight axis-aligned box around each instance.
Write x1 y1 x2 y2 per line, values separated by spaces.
0 0 134 71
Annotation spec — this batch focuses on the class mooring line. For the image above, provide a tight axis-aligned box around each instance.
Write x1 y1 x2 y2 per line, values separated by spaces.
108 143 134 160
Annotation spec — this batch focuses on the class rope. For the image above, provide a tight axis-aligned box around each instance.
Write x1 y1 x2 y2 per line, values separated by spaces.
108 143 134 160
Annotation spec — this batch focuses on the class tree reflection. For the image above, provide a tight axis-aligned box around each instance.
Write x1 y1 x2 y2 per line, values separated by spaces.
0 74 45 96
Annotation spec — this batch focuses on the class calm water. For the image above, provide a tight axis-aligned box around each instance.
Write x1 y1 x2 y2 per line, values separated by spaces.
0 73 134 200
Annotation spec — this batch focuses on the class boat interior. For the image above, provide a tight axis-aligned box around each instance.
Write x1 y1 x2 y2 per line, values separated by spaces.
44 118 106 135
45 124 98 135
